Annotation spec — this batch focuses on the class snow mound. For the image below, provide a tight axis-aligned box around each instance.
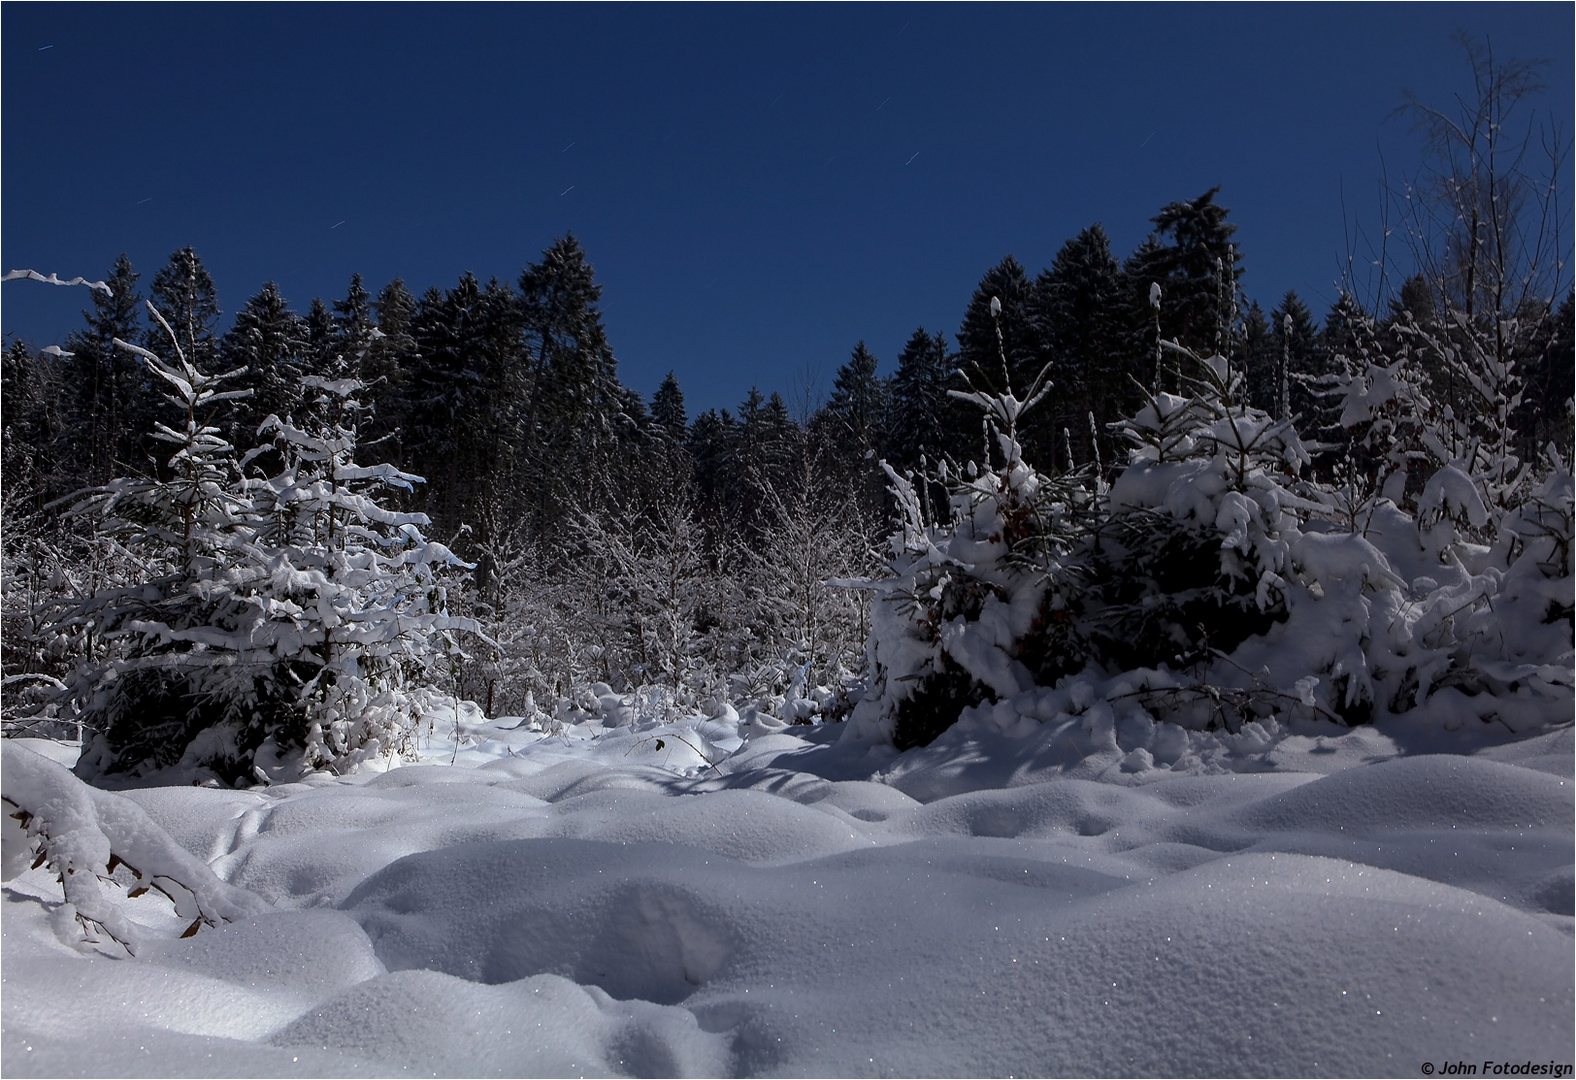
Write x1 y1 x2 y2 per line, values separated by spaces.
4 716 1571 1077
1227 754 1572 833
344 839 741 1001
271 968 731 1078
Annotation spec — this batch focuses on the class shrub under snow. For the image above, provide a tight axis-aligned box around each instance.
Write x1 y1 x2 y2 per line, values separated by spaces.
846 308 1573 752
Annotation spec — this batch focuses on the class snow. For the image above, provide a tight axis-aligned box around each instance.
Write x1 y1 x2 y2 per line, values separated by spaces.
3 706 1571 1078
2 745 267 953
1 268 113 295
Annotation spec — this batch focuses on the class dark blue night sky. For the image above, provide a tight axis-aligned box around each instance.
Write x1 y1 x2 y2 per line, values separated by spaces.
3 3 1570 415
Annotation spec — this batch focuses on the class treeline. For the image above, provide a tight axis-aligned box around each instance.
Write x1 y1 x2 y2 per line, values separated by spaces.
9 190 1571 555
3 185 1572 742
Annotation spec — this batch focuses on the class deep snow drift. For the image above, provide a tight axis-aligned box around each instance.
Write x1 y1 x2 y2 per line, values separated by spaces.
3 706 1572 1078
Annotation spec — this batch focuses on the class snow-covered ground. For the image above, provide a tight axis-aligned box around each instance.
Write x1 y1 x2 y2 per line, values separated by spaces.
3 706 1572 1078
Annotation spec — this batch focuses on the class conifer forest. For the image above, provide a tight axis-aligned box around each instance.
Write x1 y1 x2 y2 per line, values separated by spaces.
5 172 1570 778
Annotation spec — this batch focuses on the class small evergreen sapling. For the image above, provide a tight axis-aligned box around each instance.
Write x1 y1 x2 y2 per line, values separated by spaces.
62 305 257 777
849 299 1090 748
242 375 476 773
57 307 473 782
1089 340 1312 673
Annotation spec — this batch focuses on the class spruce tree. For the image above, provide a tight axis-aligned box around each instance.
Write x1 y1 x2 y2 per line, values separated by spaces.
602 381 654 514
1 341 69 511
518 234 616 435
1144 188 1243 354
886 328 962 476
63 255 146 488
757 391 801 486
474 276 529 540
816 342 889 523
62 328 469 781
405 273 521 545
1239 300 1276 414
302 297 341 386
642 371 692 504
1519 291 1574 463
825 343 885 449
332 274 377 360
1390 275 1436 325
1316 293 1383 472
1122 234 1169 393
956 257 1039 399
65 312 255 776
729 388 805 538
1271 290 1322 425
373 278 417 340
222 282 307 451
687 407 736 554
363 278 418 463
1383 274 1458 414
733 387 773 528
1031 225 1129 472
146 248 220 376
651 371 688 439
517 234 620 529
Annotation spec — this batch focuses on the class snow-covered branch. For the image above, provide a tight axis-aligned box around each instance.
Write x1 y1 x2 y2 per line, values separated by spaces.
2 269 112 295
